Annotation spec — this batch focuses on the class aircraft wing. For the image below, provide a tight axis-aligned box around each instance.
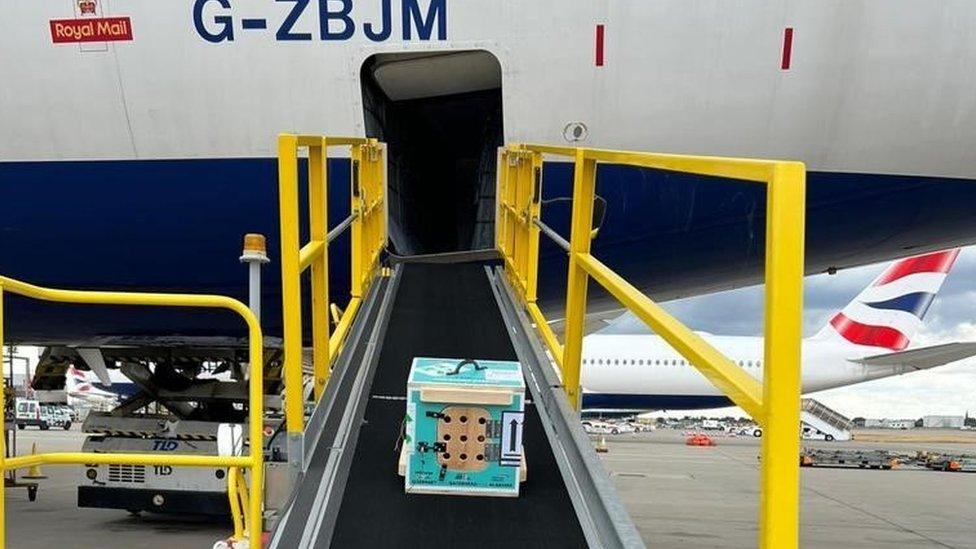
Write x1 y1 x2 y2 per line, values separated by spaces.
854 342 976 370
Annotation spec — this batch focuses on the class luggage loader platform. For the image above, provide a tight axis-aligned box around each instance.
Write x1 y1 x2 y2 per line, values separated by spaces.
269 261 642 548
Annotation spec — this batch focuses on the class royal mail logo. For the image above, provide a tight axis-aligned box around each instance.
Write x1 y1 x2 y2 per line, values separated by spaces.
50 17 133 43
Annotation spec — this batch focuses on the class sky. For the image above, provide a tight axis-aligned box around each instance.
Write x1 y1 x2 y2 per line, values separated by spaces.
606 246 976 420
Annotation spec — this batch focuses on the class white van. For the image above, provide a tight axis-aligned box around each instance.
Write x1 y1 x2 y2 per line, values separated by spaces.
43 405 72 430
15 399 50 430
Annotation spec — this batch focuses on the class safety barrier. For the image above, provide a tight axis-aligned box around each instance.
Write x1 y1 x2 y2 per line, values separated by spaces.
496 144 806 549
277 135 386 439
0 276 264 549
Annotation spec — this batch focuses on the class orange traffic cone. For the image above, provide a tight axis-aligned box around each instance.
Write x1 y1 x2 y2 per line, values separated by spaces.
22 443 47 479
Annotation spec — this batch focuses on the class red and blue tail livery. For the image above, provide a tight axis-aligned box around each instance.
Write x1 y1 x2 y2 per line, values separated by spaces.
826 249 960 350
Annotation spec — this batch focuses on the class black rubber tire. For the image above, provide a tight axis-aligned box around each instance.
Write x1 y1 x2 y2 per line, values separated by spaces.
63 422 72 431
40 423 49 431
17 424 24 430
753 429 762 438
27 485 37 502
611 429 619 435
825 434 834 442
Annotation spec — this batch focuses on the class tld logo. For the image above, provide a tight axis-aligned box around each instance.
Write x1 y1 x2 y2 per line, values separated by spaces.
152 440 180 451
193 0 447 43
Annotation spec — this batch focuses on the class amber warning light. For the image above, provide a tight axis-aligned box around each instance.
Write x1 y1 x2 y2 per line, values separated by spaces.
241 234 270 264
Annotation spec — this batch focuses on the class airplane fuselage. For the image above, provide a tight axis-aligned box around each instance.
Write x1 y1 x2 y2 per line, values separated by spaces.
580 333 921 411
3 2 976 343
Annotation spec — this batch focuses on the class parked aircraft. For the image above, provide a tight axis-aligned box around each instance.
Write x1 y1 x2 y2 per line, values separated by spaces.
64 365 136 406
580 249 976 411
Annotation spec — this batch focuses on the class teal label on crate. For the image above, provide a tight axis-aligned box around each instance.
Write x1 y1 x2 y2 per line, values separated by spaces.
407 358 524 388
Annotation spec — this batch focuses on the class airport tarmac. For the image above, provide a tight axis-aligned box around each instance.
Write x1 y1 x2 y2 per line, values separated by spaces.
5 428 230 549
601 429 976 549
4 427 975 548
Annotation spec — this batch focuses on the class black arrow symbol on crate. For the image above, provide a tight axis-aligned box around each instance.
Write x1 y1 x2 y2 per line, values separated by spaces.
509 419 519 452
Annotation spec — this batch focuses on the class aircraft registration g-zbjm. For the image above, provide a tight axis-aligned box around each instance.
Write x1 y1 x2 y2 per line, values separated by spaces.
3 2 976 345
580 249 976 412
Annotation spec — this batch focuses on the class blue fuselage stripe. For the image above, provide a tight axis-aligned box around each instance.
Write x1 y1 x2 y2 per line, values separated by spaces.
2 158 976 343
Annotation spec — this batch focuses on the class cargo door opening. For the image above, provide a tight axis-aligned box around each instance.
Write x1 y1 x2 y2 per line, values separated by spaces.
361 51 503 255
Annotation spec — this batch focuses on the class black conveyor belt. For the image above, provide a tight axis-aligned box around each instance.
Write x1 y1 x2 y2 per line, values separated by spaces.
328 263 587 547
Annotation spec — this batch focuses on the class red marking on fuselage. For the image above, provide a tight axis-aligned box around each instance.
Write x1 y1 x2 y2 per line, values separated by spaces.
595 24 605 67
781 27 794 70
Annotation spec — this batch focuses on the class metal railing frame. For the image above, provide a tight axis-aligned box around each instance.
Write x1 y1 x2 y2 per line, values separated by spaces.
0 276 264 549
277 135 387 440
496 143 806 549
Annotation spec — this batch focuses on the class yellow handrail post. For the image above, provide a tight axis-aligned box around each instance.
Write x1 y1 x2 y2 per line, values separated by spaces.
494 148 507 255
237 468 251 536
514 151 527 292
365 140 385 282
227 467 245 540
502 149 520 293
561 150 597 410
525 152 543 303
277 134 305 440
380 143 388 258
758 162 806 549
364 140 379 276
350 146 364 299
309 139 331 401
378 142 388 268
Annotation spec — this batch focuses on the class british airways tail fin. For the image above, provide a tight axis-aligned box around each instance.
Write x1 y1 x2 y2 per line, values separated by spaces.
65 365 89 394
816 249 961 350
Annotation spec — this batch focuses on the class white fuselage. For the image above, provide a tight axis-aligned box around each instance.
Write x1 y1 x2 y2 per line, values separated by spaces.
1 1 975 182
66 385 119 407
581 332 919 406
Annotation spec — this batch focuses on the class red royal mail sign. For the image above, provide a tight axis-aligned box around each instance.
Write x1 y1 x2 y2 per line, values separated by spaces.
50 17 133 43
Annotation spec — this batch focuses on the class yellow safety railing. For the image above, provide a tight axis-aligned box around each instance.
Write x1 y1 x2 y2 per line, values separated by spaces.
227 465 251 542
278 135 386 436
0 276 264 549
497 144 805 549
